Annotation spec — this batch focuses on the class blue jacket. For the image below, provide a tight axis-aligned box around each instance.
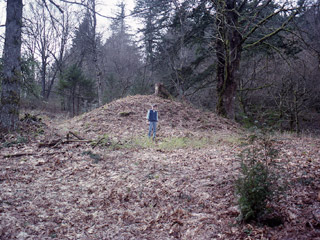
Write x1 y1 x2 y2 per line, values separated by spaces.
147 110 158 122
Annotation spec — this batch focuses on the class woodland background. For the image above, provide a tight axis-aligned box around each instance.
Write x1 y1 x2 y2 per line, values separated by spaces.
0 0 320 133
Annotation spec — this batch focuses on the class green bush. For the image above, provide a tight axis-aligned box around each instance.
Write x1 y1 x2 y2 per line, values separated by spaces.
236 151 271 221
235 134 279 222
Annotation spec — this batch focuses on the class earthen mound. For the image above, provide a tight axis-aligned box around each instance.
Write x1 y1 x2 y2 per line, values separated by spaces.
63 95 239 139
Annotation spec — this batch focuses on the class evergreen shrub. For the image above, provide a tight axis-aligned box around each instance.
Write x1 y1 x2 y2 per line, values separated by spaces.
235 133 280 222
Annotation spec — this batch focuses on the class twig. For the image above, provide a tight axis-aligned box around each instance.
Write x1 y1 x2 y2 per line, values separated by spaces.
39 131 87 148
64 140 92 143
39 139 62 148
3 152 35 158
67 131 84 140
92 136 106 149
6 173 12 185
52 139 62 148
43 151 66 156
3 151 66 158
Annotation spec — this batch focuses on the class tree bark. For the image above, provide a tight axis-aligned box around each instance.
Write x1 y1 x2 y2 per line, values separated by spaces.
215 0 242 119
214 0 297 119
41 50 47 99
0 0 23 131
90 0 103 107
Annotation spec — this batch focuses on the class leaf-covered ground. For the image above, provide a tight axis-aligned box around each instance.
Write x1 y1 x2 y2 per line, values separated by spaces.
0 95 319 239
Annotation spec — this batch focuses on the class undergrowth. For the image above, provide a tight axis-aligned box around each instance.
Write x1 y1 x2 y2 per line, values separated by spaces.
1 135 28 148
132 134 240 150
90 133 241 151
235 131 282 222
158 136 210 150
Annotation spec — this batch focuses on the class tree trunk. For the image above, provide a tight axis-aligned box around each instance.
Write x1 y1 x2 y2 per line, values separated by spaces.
215 0 242 119
90 0 103 107
95 63 103 106
72 90 75 117
0 0 23 132
41 53 47 99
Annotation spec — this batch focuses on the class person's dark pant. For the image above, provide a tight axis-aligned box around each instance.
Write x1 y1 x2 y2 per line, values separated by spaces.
148 121 157 140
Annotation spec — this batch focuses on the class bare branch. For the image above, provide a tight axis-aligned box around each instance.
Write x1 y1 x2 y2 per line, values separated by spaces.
241 0 272 34
237 84 273 92
58 0 115 19
243 9 298 49
47 0 64 13
242 3 286 45
42 0 60 32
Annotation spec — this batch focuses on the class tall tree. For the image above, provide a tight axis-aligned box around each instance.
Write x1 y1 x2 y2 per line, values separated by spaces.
70 10 95 67
67 0 102 106
154 1 216 103
213 0 301 118
102 2 143 102
134 0 172 69
88 0 104 106
155 1 197 98
214 0 242 118
0 0 23 131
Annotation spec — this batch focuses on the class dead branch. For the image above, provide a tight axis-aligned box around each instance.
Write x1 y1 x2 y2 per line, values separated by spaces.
52 139 63 148
92 136 106 149
67 131 84 140
3 151 66 158
39 139 62 148
39 131 87 148
64 140 92 143
3 152 35 158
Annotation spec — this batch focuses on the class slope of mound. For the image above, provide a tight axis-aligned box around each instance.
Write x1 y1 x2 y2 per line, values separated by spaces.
1 96 319 239
62 95 239 140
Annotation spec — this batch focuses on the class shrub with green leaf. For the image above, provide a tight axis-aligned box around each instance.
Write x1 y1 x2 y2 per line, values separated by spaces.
235 133 280 222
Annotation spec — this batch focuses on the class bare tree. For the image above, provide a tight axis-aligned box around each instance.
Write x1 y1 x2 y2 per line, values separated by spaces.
23 0 72 100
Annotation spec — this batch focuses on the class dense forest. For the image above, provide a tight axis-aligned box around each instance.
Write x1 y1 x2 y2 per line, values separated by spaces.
0 0 320 133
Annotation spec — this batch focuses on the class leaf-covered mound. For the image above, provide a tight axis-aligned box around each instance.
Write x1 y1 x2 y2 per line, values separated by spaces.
0 95 319 239
62 95 239 140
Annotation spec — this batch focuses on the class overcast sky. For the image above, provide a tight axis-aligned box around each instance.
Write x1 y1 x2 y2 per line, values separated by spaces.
96 0 140 39
0 0 140 42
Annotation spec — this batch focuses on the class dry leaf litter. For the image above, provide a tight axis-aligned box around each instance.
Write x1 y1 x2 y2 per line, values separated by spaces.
0 95 319 239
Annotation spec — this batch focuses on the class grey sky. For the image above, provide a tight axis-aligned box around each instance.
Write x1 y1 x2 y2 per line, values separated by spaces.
0 0 139 41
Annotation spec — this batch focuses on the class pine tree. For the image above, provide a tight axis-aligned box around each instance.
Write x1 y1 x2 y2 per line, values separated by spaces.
134 0 172 66
102 2 143 102
58 64 95 116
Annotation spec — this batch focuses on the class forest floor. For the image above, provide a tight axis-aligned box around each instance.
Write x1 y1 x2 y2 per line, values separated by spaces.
0 95 320 240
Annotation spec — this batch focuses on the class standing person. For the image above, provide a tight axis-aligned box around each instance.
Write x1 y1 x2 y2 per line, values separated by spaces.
146 104 158 140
